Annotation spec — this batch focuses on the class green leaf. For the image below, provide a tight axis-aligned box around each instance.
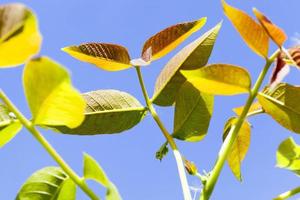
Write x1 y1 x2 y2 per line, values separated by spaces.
62 43 132 71
0 104 22 148
152 22 221 106
258 83 300 133
23 56 86 128
142 17 206 61
0 3 42 67
276 137 300 175
155 141 169 161
54 90 146 135
181 64 251 95
173 82 213 142
16 167 76 200
83 153 122 200
223 117 251 181
222 0 269 58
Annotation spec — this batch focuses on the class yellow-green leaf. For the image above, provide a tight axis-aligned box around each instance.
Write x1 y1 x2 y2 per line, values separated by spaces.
258 83 300 133
181 64 251 95
83 153 122 200
276 137 300 175
142 17 206 61
152 22 221 106
233 101 262 116
0 3 42 67
62 43 131 71
222 0 269 58
253 8 287 47
23 56 85 128
223 117 251 181
173 82 213 142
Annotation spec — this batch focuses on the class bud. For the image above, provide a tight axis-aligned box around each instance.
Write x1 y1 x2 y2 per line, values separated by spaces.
184 159 198 175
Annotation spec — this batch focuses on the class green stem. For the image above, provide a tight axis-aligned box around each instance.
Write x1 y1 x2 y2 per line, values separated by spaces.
135 66 192 200
274 186 300 200
200 51 279 200
0 90 99 200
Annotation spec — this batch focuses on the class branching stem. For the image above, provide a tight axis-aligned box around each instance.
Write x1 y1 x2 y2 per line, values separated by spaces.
200 50 280 200
135 66 192 200
0 90 99 200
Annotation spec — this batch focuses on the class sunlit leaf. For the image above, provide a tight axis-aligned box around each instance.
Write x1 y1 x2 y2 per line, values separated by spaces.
269 54 290 90
222 0 269 58
54 90 146 135
152 22 221 106
258 83 300 133
223 117 251 181
16 167 76 200
62 43 131 71
276 137 300 175
233 101 262 116
181 64 251 95
0 104 22 148
142 17 206 61
0 3 42 67
23 56 85 128
253 8 287 47
173 82 213 141
287 46 300 68
155 141 169 161
83 153 122 200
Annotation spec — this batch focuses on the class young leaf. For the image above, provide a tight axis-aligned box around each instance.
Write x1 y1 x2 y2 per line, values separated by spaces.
54 90 147 135
62 43 132 71
222 0 269 58
233 101 262 116
16 167 76 200
152 22 221 106
142 17 206 61
173 82 213 142
83 153 122 200
258 83 300 133
253 8 287 47
23 56 85 128
223 117 251 181
155 141 169 161
276 137 300 175
181 64 251 95
0 104 22 148
269 54 290 90
0 3 42 68
287 46 300 68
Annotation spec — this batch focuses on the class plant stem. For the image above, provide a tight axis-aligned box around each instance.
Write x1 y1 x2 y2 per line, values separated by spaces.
200 51 279 200
274 186 300 200
0 90 99 200
135 66 192 200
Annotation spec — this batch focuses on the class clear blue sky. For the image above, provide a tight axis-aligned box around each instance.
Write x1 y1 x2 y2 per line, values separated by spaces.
1 0 300 199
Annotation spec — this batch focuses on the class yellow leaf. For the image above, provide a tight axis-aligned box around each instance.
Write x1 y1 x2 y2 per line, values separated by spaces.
181 64 251 96
23 57 85 128
142 17 206 61
222 0 269 58
0 3 42 67
62 43 131 71
253 8 287 47
223 118 251 181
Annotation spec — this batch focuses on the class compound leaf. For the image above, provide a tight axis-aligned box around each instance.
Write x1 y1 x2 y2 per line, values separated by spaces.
152 22 221 106
23 56 85 128
223 117 251 181
83 153 122 200
253 8 287 47
258 83 300 133
55 90 146 135
181 64 251 95
0 3 42 67
222 0 269 58
142 17 206 61
173 82 213 142
276 137 300 175
62 43 131 71
16 167 76 200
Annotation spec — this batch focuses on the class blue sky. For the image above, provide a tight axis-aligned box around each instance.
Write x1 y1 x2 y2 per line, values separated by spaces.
1 0 300 199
